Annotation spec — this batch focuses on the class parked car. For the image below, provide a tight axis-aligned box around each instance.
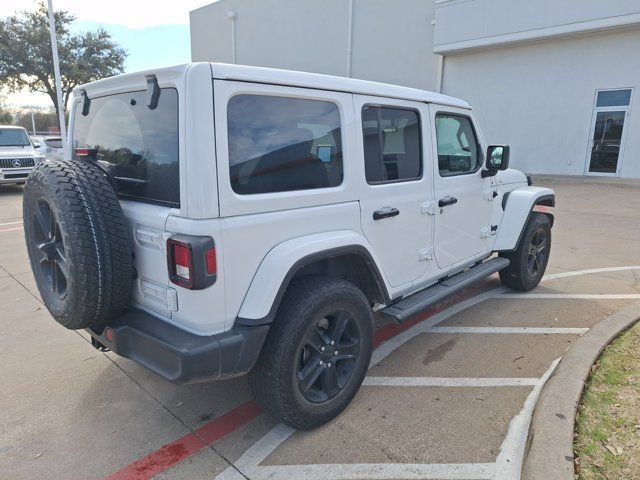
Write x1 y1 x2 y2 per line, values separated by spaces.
30 135 64 161
23 63 555 429
0 126 43 186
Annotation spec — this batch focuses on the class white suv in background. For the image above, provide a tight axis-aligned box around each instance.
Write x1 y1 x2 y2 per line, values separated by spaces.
0 126 43 186
30 135 64 161
23 63 555 429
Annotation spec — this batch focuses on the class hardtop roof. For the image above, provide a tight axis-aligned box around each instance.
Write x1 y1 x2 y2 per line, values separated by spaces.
209 63 470 108
74 63 471 109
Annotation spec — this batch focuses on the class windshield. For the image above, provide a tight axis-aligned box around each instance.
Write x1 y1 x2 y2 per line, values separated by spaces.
0 129 31 147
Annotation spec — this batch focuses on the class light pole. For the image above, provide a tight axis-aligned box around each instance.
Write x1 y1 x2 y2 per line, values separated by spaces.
46 0 68 160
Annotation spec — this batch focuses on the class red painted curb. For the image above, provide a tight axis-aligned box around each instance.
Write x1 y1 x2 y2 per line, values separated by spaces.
104 281 491 479
104 401 262 480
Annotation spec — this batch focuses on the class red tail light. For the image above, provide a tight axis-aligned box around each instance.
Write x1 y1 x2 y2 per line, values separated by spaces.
167 236 216 290
205 248 217 275
75 148 97 158
167 239 194 288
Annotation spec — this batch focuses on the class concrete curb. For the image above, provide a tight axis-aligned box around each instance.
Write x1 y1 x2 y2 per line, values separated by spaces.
521 300 640 480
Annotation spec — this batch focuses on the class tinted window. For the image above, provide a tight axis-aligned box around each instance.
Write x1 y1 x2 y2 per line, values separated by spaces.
435 114 480 177
362 106 421 184
596 89 632 108
227 95 343 195
0 129 30 147
72 88 179 207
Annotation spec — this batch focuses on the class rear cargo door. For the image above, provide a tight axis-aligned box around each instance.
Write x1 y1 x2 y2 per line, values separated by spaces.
70 87 180 318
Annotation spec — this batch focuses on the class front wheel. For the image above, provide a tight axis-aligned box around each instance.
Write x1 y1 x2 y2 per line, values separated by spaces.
249 276 373 429
499 212 551 291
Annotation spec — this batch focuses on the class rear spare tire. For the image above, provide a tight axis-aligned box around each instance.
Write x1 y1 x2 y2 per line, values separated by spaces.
23 160 133 330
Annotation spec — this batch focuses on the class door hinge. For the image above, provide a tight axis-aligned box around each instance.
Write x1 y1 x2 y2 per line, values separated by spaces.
480 225 498 239
421 201 437 216
483 189 498 201
419 246 434 261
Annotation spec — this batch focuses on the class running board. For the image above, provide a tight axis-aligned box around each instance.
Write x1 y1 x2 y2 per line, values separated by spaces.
380 257 510 323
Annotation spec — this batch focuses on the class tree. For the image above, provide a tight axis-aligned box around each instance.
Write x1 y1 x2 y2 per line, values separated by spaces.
0 2 127 122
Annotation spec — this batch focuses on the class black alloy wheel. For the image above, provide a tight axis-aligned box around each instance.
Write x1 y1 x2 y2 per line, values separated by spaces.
526 227 548 278
32 198 69 299
297 310 362 403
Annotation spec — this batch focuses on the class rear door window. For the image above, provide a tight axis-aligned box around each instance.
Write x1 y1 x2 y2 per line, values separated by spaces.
227 94 343 194
361 106 422 183
72 88 180 207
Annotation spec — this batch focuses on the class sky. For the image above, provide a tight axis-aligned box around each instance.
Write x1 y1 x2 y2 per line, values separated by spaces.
1 0 214 109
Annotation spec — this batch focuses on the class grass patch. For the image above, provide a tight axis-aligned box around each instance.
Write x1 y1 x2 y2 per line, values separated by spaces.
574 320 640 479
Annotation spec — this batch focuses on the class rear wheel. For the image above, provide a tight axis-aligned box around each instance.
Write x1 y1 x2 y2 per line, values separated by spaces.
499 212 551 291
249 276 373 429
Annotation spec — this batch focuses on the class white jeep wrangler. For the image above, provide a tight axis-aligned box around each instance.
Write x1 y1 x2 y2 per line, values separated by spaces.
23 63 554 429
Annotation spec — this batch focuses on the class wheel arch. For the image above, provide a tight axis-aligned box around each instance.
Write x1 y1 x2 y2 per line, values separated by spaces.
235 231 390 327
494 186 555 252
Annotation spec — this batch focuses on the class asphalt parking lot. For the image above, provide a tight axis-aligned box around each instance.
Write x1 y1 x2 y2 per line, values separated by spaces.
1 175 640 480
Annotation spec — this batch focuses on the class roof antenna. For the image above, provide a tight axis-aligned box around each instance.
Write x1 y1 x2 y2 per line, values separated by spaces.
80 89 91 116
146 74 160 110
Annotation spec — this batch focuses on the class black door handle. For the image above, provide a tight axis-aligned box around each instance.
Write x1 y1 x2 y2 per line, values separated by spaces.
439 196 458 207
373 207 400 220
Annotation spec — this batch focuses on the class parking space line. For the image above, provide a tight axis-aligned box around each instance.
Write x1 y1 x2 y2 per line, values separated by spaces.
370 288 506 367
0 226 23 234
362 376 540 387
427 326 590 334
494 358 561 479
0 220 22 226
498 293 640 299
543 266 640 281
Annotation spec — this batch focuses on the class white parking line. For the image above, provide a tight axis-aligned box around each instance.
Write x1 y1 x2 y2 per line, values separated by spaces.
498 293 640 299
543 266 640 281
427 326 590 335
494 358 561 479
0 221 22 226
363 377 539 387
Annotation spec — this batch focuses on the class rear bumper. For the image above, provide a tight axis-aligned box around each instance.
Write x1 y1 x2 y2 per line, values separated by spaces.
87 311 269 384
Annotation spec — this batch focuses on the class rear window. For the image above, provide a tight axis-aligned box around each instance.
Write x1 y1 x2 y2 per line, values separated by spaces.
72 88 180 207
227 94 343 195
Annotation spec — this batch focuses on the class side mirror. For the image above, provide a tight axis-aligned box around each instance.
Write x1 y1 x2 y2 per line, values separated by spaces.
33 142 41 149
486 145 510 171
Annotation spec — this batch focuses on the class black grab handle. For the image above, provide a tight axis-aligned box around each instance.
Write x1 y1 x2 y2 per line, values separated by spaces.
373 207 400 221
438 196 458 207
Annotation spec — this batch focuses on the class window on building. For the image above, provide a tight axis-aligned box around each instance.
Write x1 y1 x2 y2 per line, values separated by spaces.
435 114 481 177
362 106 422 184
227 94 343 195
596 89 632 108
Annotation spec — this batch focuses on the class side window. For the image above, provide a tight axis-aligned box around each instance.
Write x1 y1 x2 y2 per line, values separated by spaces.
227 94 343 195
362 106 422 184
435 114 481 177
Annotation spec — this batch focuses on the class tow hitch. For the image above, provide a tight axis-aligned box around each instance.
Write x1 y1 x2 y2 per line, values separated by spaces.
91 336 110 352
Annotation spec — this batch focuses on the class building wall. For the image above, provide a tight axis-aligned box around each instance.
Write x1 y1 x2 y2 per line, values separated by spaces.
433 0 640 53
190 0 440 91
441 28 640 178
